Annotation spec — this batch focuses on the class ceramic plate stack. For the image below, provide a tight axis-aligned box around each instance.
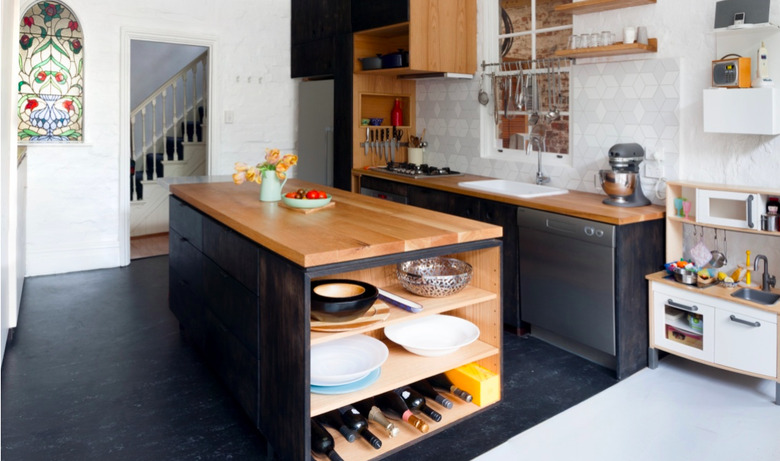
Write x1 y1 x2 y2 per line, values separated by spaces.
310 335 388 394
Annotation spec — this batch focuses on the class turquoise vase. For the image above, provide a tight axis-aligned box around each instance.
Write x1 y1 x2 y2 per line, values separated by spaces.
259 169 287 202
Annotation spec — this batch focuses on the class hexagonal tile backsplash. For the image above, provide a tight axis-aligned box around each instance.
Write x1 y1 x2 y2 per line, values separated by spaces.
417 58 680 198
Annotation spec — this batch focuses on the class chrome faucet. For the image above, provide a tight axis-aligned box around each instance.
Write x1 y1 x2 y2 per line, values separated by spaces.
526 133 549 185
753 254 776 292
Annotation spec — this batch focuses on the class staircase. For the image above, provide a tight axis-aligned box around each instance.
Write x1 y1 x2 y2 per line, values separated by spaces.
130 52 208 237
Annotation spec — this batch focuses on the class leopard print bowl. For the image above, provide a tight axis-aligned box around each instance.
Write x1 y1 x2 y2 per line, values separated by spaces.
396 257 472 297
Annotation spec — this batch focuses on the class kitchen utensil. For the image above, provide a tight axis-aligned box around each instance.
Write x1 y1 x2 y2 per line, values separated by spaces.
369 118 383 126
515 65 524 109
396 257 472 297
359 55 382 70
383 315 480 357
310 279 378 322
381 52 403 69
528 73 539 125
380 129 386 161
673 267 697 285
683 200 692 219
709 228 728 267
377 288 423 312
311 368 381 395
364 127 369 156
478 72 490 105
637 26 648 45
674 197 684 217
504 75 514 119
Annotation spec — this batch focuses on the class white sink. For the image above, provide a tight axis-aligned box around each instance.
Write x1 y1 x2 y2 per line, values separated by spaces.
458 179 568 199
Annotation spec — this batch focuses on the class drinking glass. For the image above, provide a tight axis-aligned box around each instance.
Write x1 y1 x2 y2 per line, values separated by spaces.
589 32 601 47
683 201 692 219
567 35 580 50
601 31 614 46
579 34 590 49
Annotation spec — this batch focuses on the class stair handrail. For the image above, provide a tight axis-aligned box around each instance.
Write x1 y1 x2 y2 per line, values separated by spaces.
130 51 207 176
130 51 207 121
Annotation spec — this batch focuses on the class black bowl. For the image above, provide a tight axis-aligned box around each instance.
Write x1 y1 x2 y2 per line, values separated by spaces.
311 279 379 322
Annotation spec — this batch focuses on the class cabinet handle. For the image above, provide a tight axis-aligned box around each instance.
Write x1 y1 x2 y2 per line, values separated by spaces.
747 195 755 229
666 299 698 312
729 314 760 327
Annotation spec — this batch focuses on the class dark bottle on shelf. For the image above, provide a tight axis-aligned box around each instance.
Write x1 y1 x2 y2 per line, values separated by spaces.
316 410 357 443
411 379 454 409
353 397 400 438
311 419 345 461
396 386 442 422
338 405 382 449
428 373 473 403
375 391 429 433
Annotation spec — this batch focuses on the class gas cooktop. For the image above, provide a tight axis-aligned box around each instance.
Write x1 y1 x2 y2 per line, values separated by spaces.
372 162 463 179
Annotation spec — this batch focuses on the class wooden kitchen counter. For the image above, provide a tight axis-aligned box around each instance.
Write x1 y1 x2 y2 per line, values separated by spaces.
353 168 665 225
170 179 502 268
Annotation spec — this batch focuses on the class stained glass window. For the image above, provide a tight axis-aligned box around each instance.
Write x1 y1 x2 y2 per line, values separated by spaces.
18 1 83 142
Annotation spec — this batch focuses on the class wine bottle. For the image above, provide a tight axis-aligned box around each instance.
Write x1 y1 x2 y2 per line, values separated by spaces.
396 386 442 422
353 398 400 438
338 405 382 449
427 373 473 403
374 391 429 433
311 419 345 461
411 379 454 409
316 410 357 443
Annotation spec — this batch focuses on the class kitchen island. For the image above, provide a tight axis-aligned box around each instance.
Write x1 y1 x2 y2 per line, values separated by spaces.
168 179 503 460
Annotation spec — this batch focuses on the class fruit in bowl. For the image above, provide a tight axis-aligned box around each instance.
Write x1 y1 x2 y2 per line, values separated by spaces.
282 188 332 209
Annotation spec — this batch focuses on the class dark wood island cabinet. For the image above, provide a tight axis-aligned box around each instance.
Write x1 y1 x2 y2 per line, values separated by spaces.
168 179 503 460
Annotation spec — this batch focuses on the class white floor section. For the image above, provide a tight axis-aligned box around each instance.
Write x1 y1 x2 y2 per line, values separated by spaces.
474 355 780 461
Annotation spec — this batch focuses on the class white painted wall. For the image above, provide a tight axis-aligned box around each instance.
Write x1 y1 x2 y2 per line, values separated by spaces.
20 0 296 276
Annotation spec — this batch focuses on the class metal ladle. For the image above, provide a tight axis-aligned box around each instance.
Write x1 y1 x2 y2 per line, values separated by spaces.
478 71 490 105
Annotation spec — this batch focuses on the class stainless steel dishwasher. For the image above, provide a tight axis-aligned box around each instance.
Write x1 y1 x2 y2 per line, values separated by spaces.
518 207 617 358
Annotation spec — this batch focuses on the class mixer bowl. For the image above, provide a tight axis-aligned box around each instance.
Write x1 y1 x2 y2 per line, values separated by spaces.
599 170 637 201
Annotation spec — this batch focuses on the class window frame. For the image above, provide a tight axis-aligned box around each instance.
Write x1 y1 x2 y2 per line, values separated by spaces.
479 0 573 169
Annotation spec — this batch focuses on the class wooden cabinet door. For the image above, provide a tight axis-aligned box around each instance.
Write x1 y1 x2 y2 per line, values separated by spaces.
409 0 476 74
290 0 350 78
715 306 777 377
408 185 480 220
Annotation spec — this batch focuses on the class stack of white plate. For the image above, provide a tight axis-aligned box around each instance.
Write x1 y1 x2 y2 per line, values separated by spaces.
310 335 388 394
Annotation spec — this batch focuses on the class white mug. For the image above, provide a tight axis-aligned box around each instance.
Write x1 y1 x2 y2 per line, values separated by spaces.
623 26 636 44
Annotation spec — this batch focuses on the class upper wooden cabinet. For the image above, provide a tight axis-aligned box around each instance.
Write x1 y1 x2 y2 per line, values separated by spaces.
353 0 477 77
352 0 410 32
290 0 350 78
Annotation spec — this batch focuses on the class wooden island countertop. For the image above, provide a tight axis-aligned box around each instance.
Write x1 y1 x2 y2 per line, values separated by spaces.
170 179 503 268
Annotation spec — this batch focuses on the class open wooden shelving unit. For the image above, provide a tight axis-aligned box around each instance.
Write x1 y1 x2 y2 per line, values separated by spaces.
309 247 502 460
555 0 656 15
555 38 657 59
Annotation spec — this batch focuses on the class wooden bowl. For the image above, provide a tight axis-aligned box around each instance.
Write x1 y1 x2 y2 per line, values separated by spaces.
311 279 378 322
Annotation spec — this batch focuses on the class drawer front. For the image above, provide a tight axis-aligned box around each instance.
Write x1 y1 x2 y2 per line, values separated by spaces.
202 216 259 294
169 268 207 353
169 229 204 297
203 256 259 357
652 286 715 362
715 309 777 377
169 196 203 250
202 308 259 426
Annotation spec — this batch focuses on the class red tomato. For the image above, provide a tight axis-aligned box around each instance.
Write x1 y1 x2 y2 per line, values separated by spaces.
305 190 319 200
317 191 328 199
285 192 297 198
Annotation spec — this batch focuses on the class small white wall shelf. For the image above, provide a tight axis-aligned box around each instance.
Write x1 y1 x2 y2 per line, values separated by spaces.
703 87 780 135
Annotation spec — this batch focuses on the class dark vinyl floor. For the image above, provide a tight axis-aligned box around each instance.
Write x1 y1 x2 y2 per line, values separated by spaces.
2 256 617 460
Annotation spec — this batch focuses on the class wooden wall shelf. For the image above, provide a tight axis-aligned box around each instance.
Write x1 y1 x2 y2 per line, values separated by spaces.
554 38 657 59
555 0 656 15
